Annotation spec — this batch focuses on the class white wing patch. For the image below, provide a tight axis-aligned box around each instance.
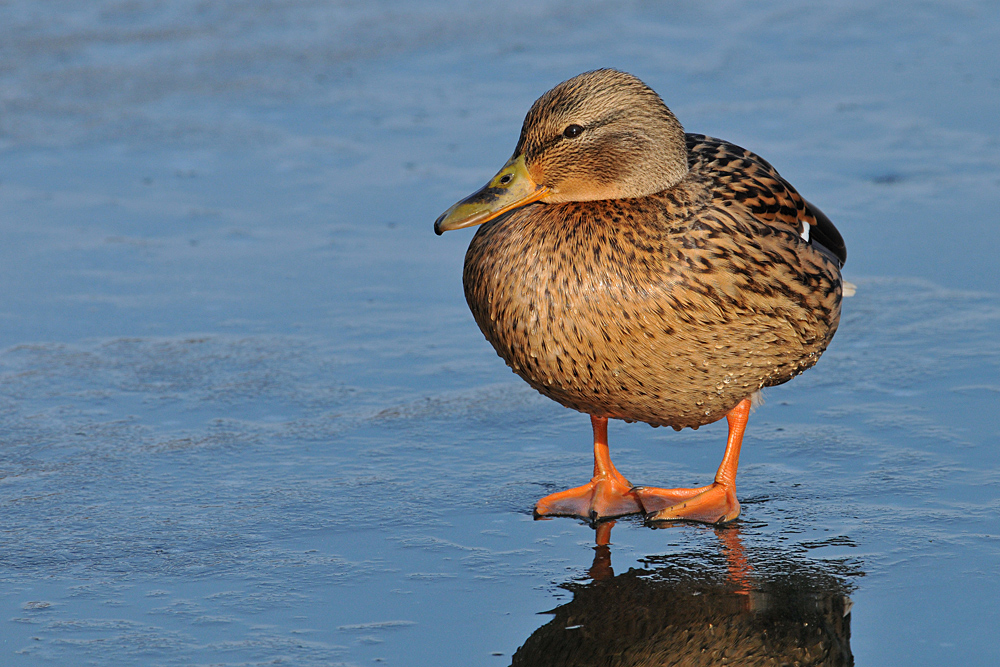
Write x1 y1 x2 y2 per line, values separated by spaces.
800 221 811 242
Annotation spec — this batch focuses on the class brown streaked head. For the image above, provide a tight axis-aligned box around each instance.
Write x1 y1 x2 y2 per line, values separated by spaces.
435 69 688 234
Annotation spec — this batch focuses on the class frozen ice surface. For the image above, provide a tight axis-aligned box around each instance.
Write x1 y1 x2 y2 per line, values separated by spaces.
1 1 998 665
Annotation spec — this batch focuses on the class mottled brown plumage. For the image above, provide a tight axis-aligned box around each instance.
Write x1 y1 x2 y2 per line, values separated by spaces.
435 69 846 524
464 133 843 429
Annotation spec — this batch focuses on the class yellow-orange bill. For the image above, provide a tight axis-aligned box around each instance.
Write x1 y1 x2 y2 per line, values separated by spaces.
434 154 549 235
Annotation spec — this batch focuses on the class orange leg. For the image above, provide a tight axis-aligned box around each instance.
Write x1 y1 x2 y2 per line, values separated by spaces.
635 398 751 524
534 415 643 522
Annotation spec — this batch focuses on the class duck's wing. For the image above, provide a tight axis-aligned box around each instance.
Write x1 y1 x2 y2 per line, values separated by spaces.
803 198 847 268
686 134 847 268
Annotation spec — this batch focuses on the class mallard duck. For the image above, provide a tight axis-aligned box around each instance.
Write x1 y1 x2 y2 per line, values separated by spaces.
434 70 846 524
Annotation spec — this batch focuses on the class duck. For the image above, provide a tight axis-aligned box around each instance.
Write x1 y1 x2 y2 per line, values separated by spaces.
434 69 846 524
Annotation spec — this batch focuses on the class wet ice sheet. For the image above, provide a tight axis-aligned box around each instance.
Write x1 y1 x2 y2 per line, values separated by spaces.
1 281 998 664
1 1 999 665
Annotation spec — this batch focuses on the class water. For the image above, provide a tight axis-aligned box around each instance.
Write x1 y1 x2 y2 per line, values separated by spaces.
1 1 998 664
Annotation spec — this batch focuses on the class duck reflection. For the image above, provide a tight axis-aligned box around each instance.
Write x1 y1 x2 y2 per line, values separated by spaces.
511 523 855 666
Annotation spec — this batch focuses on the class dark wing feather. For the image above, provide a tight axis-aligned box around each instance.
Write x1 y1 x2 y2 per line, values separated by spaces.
803 199 847 268
686 134 847 269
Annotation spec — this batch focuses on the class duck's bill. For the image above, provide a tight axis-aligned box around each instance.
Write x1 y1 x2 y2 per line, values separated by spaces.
434 155 549 235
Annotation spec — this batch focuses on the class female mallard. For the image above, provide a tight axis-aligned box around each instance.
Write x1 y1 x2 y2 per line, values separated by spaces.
434 69 846 524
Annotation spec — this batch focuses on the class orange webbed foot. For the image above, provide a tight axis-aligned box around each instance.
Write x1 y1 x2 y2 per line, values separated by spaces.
534 474 642 522
534 398 752 526
637 398 751 525
534 415 643 523
635 482 740 524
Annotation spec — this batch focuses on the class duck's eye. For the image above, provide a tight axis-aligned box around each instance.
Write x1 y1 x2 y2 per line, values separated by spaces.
562 124 584 139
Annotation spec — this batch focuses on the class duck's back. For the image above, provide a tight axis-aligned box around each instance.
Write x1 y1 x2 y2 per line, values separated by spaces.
463 135 844 430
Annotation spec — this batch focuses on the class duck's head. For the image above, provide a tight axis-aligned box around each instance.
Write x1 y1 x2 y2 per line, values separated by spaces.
435 69 688 234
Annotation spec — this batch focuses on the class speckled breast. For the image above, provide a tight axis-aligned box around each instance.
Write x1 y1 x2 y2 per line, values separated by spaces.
462 195 842 430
